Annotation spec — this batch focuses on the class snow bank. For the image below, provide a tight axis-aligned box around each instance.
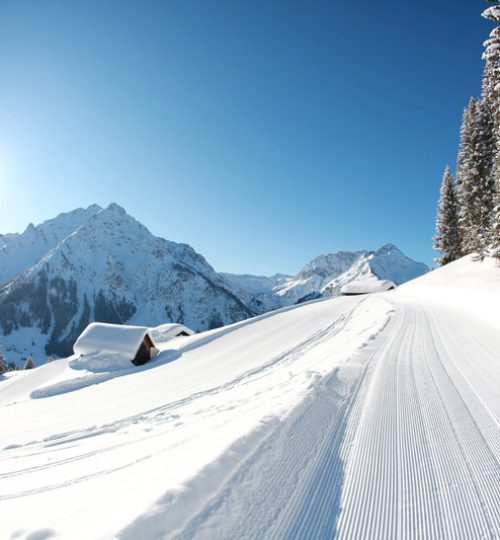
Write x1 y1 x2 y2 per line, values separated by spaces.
397 255 500 328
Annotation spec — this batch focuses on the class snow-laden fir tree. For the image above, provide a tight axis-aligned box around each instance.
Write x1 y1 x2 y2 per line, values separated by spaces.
23 356 35 370
434 167 462 265
456 97 495 258
0 350 7 375
483 0 500 260
456 101 475 252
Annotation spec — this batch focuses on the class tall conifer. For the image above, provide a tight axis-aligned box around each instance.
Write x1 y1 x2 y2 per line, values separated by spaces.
434 167 461 265
483 1 500 260
456 98 495 257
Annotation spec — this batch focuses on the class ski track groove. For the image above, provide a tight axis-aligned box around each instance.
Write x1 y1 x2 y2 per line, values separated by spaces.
169 336 382 540
331 302 500 540
422 310 500 538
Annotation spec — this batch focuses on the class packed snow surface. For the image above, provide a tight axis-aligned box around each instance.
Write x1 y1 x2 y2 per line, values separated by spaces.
1 256 499 539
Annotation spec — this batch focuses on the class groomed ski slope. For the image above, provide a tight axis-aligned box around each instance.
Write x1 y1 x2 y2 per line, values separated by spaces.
0 256 499 539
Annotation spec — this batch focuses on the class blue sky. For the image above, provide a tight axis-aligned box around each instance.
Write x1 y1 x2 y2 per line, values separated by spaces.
0 0 489 275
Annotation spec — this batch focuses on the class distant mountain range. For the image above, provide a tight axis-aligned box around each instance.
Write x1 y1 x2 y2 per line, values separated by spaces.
222 244 428 311
0 204 428 366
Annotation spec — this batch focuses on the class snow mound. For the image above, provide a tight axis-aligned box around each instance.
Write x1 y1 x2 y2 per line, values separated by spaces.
340 279 396 295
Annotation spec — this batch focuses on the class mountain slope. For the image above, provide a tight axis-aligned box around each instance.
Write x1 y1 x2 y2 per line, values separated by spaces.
0 204 102 285
220 272 292 313
0 204 251 362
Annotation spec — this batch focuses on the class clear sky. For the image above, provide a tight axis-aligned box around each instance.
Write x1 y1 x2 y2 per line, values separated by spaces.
0 0 490 275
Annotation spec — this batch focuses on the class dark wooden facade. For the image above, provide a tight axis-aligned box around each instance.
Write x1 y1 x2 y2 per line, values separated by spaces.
132 334 155 366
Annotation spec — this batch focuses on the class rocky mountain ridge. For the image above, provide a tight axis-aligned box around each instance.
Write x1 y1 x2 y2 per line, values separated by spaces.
0 204 251 364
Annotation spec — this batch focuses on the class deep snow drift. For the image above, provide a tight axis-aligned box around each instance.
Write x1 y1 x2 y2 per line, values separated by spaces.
0 256 499 539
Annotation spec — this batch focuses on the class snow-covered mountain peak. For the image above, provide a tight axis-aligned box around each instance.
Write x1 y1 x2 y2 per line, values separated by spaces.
0 204 104 284
41 204 103 232
84 203 151 239
0 204 252 363
376 243 400 255
298 251 362 279
264 245 428 305
105 202 126 213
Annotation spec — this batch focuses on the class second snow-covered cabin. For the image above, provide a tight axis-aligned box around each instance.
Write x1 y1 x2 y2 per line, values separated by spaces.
73 323 158 367
340 279 397 296
149 323 195 345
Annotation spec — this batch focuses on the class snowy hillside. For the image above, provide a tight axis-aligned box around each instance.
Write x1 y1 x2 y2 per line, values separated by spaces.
0 256 498 539
0 204 251 364
220 272 292 313
398 254 500 328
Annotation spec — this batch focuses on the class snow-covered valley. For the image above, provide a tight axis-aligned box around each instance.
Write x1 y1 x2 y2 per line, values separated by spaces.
0 204 427 367
0 256 499 539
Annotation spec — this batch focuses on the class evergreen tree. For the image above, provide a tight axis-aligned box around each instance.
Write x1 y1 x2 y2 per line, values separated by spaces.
434 167 462 265
456 98 495 257
23 356 35 370
0 350 7 375
483 1 500 260
456 101 475 252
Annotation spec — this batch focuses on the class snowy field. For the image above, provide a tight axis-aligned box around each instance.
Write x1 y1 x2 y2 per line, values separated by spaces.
0 256 499 539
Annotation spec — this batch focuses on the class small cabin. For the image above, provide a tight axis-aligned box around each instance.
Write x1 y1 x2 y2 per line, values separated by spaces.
340 279 397 296
149 323 195 345
73 323 158 367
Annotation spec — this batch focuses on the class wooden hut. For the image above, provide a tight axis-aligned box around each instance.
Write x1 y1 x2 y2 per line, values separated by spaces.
73 323 158 367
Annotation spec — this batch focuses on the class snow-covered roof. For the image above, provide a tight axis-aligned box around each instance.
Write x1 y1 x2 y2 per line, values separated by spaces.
340 279 396 295
149 323 195 344
73 323 155 359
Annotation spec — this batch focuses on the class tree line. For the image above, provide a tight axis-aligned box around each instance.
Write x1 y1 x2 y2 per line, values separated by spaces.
434 1 500 265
